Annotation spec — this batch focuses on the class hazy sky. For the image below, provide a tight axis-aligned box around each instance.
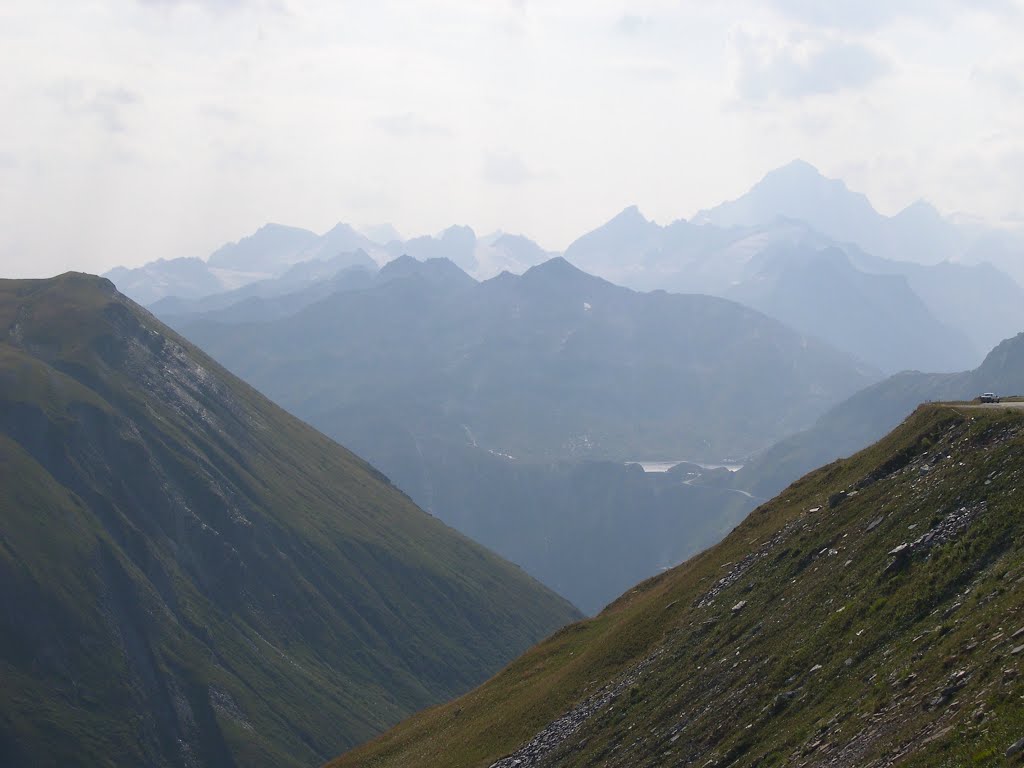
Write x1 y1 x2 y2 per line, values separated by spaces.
2 0 1024 277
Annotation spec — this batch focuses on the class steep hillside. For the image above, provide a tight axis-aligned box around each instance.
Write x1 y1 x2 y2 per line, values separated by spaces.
0 273 578 768
332 403 1024 768
330 431 756 615
738 332 1024 499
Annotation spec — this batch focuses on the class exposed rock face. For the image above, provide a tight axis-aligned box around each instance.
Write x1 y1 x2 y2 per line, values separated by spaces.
488 652 665 768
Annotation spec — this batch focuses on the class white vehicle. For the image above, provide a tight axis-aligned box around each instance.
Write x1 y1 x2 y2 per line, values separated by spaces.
979 392 1000 403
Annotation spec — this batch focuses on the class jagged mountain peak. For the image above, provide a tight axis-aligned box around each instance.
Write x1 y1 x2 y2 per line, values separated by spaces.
321 221 362 237
439 223 476 240
761 157 829 183
492 231 540 248
751 159 870 209
379 254 476 287
695 159 877 229
519 255 595 286
606 204 656 229
206 222 320 272
360 222 403 245
893 198 944 224
613 203 645 219
256 221 312 234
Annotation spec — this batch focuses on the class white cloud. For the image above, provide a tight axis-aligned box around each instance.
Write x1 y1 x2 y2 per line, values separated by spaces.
374 113 450 138
734 32 890 101
764 0 1022 30
50 82 143 133
764 0 927 30
134 0 277 13
482 149 540 186
199 103 241 122
615 14 652 36
972 62 1024 96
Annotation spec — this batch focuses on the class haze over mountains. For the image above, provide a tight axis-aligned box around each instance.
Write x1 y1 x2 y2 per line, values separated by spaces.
160 254 873 610
111 161 1024 375
177 256 873 462
565 163 1024 371
113 160 1024 613
693 160 1024 287
8 158 1024 766
736 330 1024 500
265 430 758 616
104 224 381 306
566 213 979 373
695 159 962 264
0 274 577 766
11 0 1024 764
107 222 555 307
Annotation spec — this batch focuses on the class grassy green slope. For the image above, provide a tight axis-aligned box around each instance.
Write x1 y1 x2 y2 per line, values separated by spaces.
0 273 579 767
333 403 1024 767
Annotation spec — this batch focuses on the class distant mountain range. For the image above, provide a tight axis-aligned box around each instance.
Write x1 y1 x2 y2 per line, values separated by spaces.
145 238 1024 610
565 193 1024 373
174 255 875 464
107 160 1024 375
17 160 1024 767
691 161 1024 359
104 223 380 305
695 159 963 264
148 258 379 321
99 160 1024 614
105 223 553 306
692 160 1024 286
0 274 578 766
565 213 983 373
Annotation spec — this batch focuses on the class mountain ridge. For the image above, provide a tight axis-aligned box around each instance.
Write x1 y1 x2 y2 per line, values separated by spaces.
178 255 877 464
565 200 1023 373
737 331 1024 500
0 272 579 767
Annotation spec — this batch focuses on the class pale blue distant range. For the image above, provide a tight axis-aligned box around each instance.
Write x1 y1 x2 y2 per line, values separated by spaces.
628 460 744 473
